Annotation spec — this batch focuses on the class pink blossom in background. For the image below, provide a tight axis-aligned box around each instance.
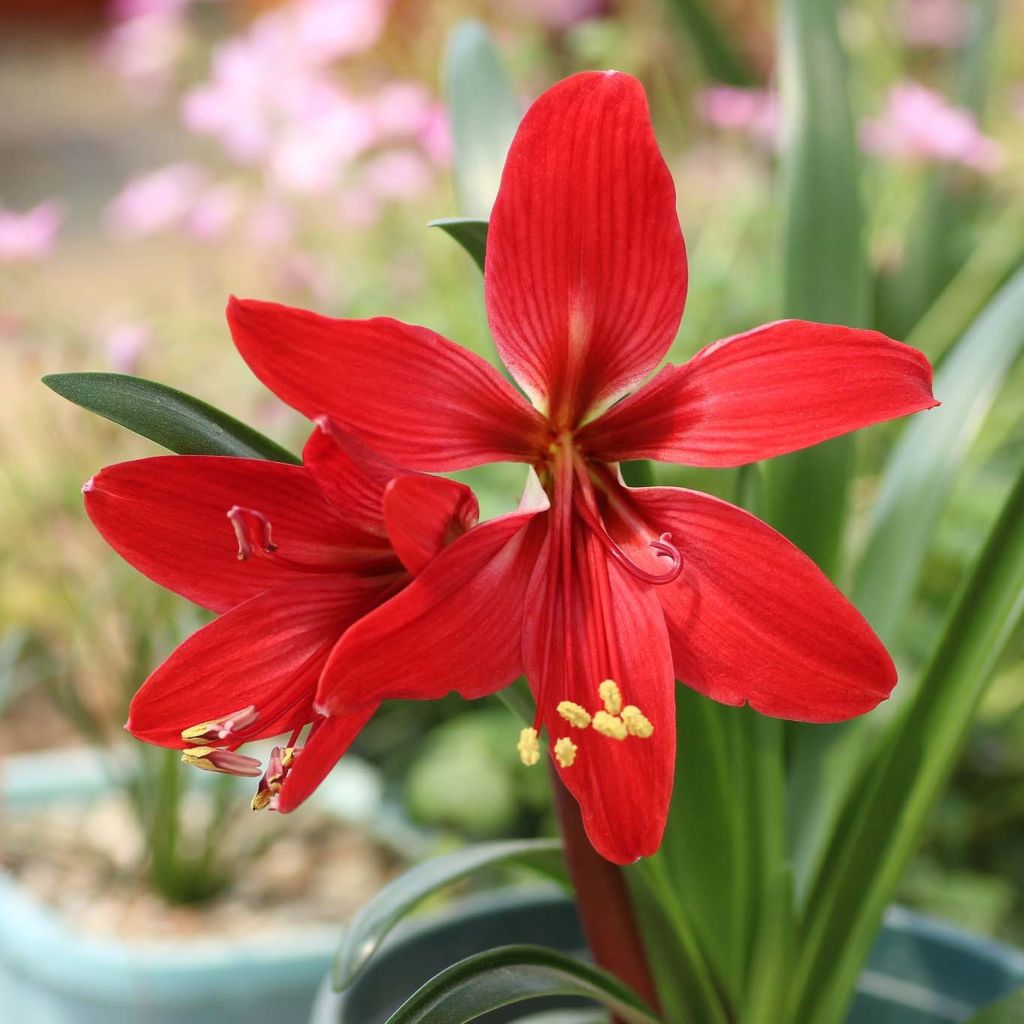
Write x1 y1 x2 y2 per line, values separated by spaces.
101 321 153 374
505 0 609 29
363 150 433 200
106 164 206 239
0 201 62 262
696 86 778 148
245 201 295 249
99 7 188 101
185 181 243 242
419 104 453 166
861 83 1002 173
898 0 967 48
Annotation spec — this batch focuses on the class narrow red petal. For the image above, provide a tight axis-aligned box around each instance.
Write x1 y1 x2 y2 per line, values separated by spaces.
127 575 390 747
85 456 362 613
486 71 686 425
228 297 549 470
384 474 480 576
315 510 546 713
276 709 377 813
624 487 896 721
523 526 675 864
580 320 938 466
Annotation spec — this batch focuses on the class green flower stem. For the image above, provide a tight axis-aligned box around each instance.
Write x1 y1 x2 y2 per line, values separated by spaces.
548 766 662 1022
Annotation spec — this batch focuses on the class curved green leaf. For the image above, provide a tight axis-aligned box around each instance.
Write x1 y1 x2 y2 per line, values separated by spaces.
792 462 1024 1024
42 372 299 463
430 218 488 272
333 839 567 991
383 945 662 1024
445 21 521 219
965 988 1024 1024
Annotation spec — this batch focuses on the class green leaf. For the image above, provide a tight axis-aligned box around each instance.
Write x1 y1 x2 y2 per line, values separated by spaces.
660 0 753 85
791 461 1024 1024
789 264 1024 900
383 945 662 1024
430 218 488 272
445 21 521 219
42 372 299 463
964 988 1024 1024
763 0 868 576
333 839 567 991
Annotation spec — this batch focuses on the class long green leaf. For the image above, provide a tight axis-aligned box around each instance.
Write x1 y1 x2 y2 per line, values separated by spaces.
964 989 1024 1024
791 461 1024 1024
763 0 868 576
383 945 662 1024
43 372 299 463
445 21 521 219
660 0 753 85
430 218 488 272
333 839 566 991
789 264 1024 897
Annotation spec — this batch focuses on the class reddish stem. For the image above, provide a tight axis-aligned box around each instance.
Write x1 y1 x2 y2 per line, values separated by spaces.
549 766 662 1020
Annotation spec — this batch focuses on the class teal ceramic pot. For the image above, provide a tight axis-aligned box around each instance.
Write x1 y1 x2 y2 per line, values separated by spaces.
312 891 1024 1024
0 747 424 1024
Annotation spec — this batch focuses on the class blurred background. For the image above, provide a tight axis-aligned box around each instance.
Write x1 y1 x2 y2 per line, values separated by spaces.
1 0 1023 1003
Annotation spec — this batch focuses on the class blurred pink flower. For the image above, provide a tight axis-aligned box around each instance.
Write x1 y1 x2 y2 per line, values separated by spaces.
504 0 608 29
245 201 295 249
898 0 967 48
186 182 243 242
861 83 1002 172
696 86 778 148
0 201 62 262
110 0 190 17
419 105 453 165
363 150 432 200
99 7 188 101
106 163 206 239
101 321 153 374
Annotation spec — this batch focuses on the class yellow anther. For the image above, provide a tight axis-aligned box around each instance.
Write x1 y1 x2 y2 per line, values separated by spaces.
251 788 273 812
592 710 627 741
517 727 541 766
557 701 591 729
621 705 654 738
554 737 578 768
599 679 622 716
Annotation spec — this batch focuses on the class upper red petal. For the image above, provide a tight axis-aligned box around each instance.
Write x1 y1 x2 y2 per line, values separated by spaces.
580 320 938 466
85 456 363 613
486 71 687 425
315 509 546 713
275 708 377 813
623 487 896 721
523 524 675 865
228 297 549 470
383 474 480 576
126 575 390 748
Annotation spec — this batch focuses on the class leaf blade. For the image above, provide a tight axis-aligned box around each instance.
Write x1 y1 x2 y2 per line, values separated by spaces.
333 839 567 992
43 372 299 463
430 218 489 272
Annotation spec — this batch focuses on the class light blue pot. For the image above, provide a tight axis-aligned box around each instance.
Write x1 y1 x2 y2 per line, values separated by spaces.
0 747 425 1024
311 890 1024 1024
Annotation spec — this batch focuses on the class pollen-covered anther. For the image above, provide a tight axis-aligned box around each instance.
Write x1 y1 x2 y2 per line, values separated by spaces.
251 745 301 812
598 679 622 716
557 701 591 729
554 737 578 768
621 705 654 739
517 727 541 766
181 705 259 745
592 711 628 741
227 505 277 561
181 746 262 778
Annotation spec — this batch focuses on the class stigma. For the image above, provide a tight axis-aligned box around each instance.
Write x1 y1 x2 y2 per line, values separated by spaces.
227 506 277 561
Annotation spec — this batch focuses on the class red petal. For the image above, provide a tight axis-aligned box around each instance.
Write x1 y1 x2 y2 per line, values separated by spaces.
580 320 938 466
228 297 549 470
315 510 546 713
126 575 390 748
624 487 896 721
85 456 365 613
384 474 480 576
276 709 377 813
523 526 675 865
486 72 686 425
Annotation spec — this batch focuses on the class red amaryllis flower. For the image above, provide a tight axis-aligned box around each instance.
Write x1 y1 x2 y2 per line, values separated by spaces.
226 72 938 862
84 419 478 812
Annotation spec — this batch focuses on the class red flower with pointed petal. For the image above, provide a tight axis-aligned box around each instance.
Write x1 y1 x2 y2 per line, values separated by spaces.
227 71 938 863
85 419 478 812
